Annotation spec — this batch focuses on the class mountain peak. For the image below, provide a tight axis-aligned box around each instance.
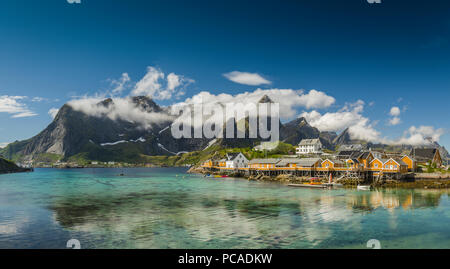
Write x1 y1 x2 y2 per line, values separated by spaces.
298 117 308 125
258 95 273 103
333 128 351 145
97 98 114 107
130 96 161 112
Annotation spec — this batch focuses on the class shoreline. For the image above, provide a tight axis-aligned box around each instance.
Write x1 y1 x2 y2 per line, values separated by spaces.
189 166 450 189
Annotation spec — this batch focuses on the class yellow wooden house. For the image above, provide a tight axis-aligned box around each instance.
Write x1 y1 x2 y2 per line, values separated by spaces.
357 152 375 168
401 155 417 171
383 158 408 173
321 159 345 169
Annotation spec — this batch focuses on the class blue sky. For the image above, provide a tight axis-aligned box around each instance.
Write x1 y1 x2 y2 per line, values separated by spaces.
0 0 449 149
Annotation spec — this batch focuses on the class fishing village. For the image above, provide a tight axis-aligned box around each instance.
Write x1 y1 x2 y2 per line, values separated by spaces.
196 139 450 189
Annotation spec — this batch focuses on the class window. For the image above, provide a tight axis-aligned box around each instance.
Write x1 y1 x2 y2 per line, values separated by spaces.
374 163 378 168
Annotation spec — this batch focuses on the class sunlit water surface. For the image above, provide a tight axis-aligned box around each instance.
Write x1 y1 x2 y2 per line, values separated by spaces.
1 168 449 249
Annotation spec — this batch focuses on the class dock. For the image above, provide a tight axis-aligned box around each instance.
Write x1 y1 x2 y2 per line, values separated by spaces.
288 184 329 189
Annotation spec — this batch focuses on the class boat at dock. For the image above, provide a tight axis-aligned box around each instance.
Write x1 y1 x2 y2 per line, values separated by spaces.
357 185 371 191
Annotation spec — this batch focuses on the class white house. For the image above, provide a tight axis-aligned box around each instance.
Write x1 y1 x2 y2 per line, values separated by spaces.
225 153 249 168
296 138 323 155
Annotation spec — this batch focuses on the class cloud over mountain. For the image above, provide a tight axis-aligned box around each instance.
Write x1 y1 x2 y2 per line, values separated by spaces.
131 67 193 100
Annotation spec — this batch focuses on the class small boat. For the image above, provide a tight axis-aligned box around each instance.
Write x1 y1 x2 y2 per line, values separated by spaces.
221 175 229 178
357 185 371 191
214 175 222 178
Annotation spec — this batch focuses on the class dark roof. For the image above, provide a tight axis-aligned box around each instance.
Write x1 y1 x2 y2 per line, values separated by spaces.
337 150 361 158
387 158 408 166
410 148 438 160
358 152 373 160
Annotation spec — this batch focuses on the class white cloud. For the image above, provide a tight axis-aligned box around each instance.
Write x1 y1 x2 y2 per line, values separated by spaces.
175 88 335 120
388 117 401 126
389 106 401 117
167 73 181 91
300 100 367 133
68 97 174 130
31 97 47 102
0 95 37 118
223 71 271 86
110 73 131 96
301 100 444 146
131 67 193 100
48 108 59 119
388 106 401 125
394 126 445 145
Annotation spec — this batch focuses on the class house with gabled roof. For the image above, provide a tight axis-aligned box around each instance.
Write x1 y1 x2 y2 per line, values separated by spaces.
225 152 249 168
369 158 388 170
296 139 323 155
410 148 442 167
383 158 408 173
345 158 360 169
321 159 345 169
401 155 417 171
356 151 375 168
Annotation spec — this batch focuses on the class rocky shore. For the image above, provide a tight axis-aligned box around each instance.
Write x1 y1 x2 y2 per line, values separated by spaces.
0 158 32 174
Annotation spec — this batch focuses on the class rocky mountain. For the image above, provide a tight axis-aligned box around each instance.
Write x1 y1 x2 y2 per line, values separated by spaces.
0 95 358 164
332 128 352 146
1 96 177 163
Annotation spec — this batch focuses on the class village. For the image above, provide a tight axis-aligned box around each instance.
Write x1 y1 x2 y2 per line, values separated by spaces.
200 138 448 185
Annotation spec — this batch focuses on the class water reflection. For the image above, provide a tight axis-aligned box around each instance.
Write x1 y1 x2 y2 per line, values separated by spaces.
48 185 449 248
347 189 445 212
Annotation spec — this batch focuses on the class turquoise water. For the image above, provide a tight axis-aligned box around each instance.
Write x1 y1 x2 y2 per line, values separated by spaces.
0 168 449 249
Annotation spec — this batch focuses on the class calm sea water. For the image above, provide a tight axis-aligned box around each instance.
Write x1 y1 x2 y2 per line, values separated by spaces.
0 168 449 249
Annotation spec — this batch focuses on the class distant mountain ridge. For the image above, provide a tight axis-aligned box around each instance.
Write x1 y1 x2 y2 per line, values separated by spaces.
1 95 447 164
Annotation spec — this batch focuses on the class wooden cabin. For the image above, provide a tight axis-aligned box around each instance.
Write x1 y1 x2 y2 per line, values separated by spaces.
357 152 375 168
248 158 281 169
345 159 360 169
383 158 408 173
401 155 417 171
369 158 387 170
321 159 345 169
410 148 442 167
